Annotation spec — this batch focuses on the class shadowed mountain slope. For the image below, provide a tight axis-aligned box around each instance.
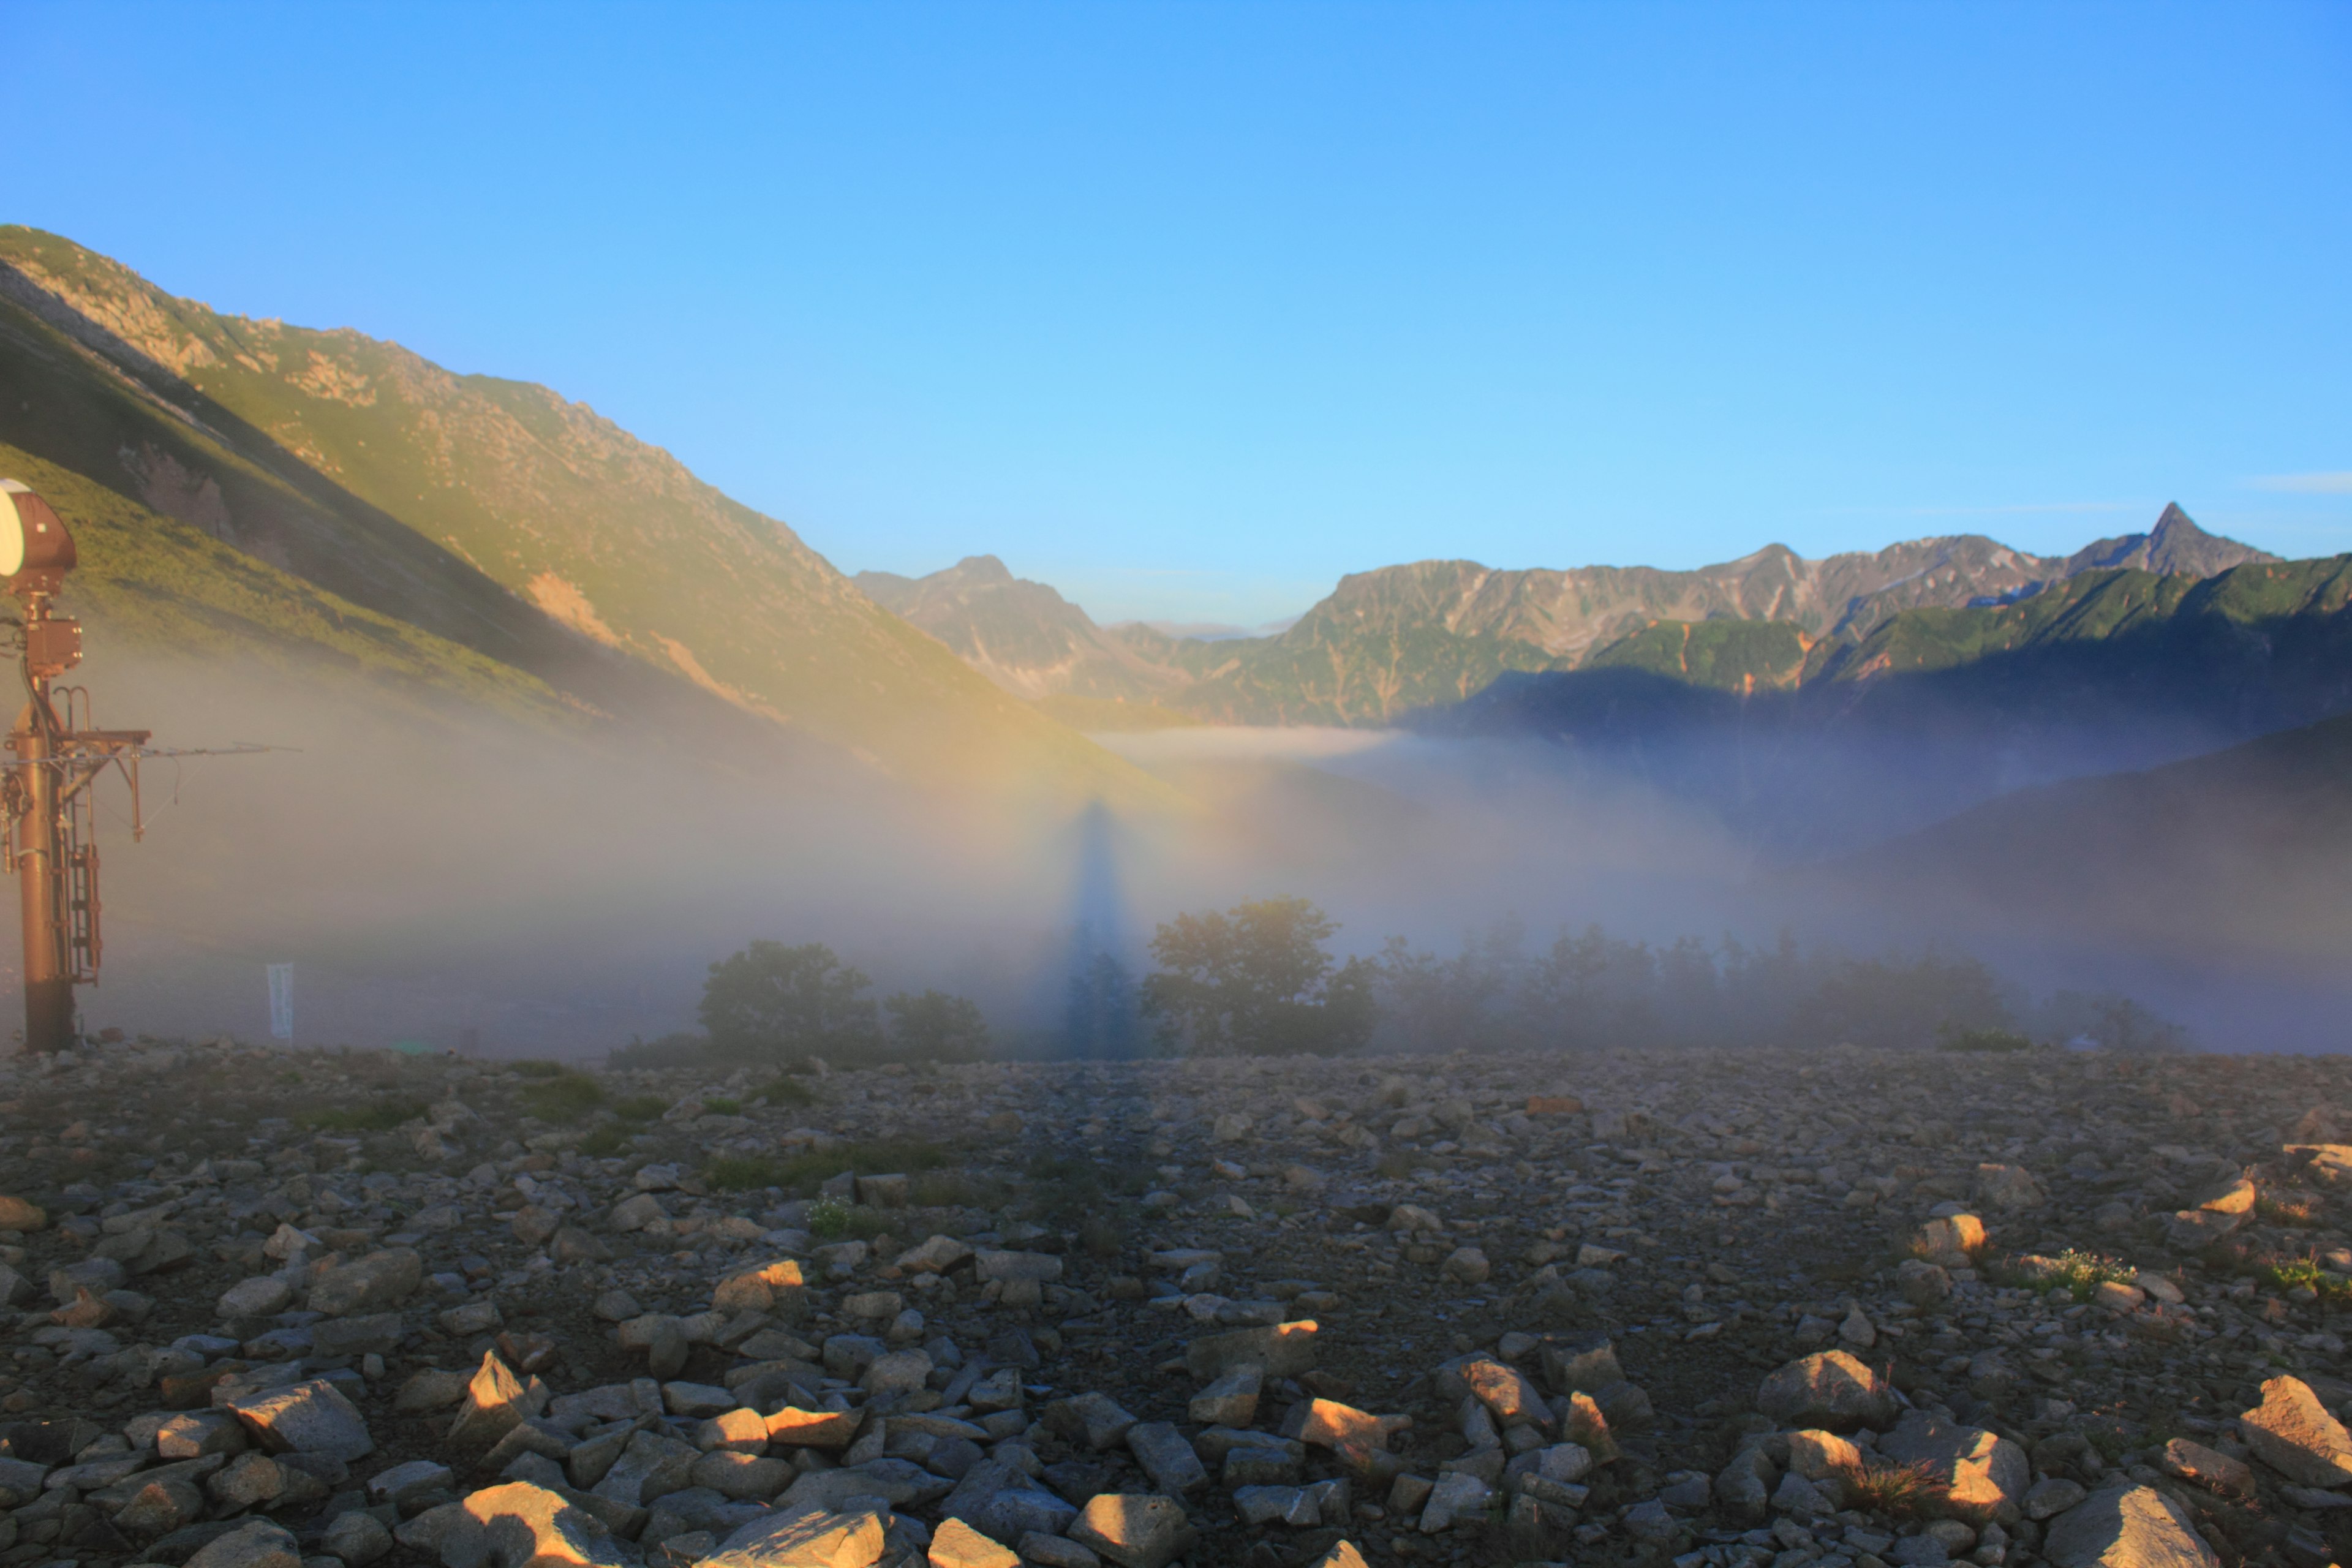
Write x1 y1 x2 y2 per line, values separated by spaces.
0 226 1164 807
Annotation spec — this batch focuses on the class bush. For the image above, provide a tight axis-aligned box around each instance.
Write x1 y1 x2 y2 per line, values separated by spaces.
611 1095 669 1122
700 941 881 1062
1140 896 1377 1056
886 990 991 1062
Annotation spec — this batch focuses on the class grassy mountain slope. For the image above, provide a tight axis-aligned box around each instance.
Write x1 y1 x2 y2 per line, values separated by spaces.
0 441 575 725
0 227 1163 807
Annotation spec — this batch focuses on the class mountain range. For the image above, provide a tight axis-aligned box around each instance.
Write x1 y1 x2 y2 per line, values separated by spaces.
865 507 2280 727
6 222 2347 876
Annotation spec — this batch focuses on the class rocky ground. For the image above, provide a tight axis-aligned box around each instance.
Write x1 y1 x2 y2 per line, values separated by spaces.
0 1039 2348 1568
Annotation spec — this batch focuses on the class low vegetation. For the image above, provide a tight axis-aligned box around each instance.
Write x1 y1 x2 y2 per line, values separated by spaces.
299 1098 425 1133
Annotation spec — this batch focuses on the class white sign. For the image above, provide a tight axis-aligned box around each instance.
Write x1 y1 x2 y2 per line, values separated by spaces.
267 963 294 1042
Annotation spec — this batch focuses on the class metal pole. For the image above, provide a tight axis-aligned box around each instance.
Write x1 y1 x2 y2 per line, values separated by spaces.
12 683 69 1052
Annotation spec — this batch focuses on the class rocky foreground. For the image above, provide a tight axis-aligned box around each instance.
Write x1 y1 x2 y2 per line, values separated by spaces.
0 1041 2348 1568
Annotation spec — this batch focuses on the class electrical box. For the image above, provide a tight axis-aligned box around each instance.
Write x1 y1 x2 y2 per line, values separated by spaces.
25 618 80 677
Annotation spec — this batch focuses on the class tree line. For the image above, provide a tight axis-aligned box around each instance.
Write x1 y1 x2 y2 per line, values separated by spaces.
616 898 2184 1066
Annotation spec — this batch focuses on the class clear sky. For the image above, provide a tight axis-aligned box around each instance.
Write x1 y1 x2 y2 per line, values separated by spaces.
4 3 2347 627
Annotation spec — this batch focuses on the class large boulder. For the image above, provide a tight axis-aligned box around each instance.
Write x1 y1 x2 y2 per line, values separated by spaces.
461 1480 636 1568
2043 1485 2219 1568
1069 1494 1197 1568
2241 1376 2352 1486
1755 1351 1896 1432
703 1507 886 1568
183 1518 301 1568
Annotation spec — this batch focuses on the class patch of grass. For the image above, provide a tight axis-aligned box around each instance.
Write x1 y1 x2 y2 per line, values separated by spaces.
510 1060 570 1078
703 1097 742 1116
752 1076 816 1108
1988 1248 2136 1302
712 1138 960 1198
706 1155 790 1192
1024 1151 1147 1226
1843 1460 1949 1521
911 1170 984 1208
577 1125 635 1158
2260 1256 2352 1303
841 1208 895 1242
611 1095 668 1122
808 1197 850 1239
1937 1028 2036 1054
522 1074 606 1122
300 1099 426 1133
2260 1191 2324 1226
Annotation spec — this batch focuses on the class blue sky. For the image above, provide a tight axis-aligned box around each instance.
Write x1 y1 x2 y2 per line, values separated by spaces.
4 3 2347 627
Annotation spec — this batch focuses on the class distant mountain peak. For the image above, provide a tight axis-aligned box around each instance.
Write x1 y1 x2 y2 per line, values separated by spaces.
2065 503 2277 579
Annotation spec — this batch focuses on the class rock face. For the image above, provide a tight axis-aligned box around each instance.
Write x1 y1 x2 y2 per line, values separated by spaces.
2239 1375 2352 1487
2043 1485 2220 1568
1755 1351 1898 1432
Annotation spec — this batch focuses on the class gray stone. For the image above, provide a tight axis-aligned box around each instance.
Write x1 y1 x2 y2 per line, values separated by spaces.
2241 1376 2352 1487
216 1378 374 1463
1124 1422 1207 1494
184 1518 302 1568
2043 1484 2219 1568
1069 1494 1196 1568
1755 1351 1898 1432
306 1250 423 1317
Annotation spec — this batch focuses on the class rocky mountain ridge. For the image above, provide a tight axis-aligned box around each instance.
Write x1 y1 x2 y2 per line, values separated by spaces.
876 510 2276 726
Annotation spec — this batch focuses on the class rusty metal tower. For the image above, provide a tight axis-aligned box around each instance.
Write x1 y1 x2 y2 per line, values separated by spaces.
1 481 155 1051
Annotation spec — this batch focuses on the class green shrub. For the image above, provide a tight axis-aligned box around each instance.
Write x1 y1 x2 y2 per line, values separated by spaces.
1938 1028 2036 1054
522 1074 606 1122
577 1125 634 1158
808 1197 849 1238
703 1097 742 1116
2260 1256 2352 1303
752 1076 816 1107
510 1060 569 1078
706 1155 788 1191
611 1095 669 1122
